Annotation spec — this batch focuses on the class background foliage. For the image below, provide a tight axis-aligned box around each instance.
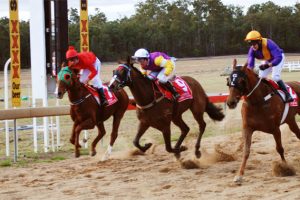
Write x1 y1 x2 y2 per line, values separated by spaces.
1 0 300 69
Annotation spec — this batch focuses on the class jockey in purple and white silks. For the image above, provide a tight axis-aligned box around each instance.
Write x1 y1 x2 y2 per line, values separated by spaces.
132 48 180 100
245 30 293 103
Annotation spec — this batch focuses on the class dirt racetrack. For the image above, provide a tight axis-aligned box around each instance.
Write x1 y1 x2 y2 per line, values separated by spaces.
1 127 300 200
1 55 300 199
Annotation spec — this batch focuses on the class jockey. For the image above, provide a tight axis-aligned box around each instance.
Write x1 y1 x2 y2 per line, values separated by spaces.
132 48 180 100
66 46 108 106
245 30 293 103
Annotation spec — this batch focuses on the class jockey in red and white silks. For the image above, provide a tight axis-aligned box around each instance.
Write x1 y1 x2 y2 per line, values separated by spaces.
66 46 108 106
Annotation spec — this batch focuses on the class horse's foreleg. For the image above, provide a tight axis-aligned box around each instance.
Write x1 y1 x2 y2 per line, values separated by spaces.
101 114 123 161
133 122 151 152
91 122 106 157
172 116 190 158
272 129 286 162
70 123 77 145
287 118 300 140
234 128 253 184
74 119 94 158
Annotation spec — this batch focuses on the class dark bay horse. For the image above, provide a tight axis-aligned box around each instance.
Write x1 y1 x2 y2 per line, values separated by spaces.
109 58 225 158
226 59 300 184
56 66 129 159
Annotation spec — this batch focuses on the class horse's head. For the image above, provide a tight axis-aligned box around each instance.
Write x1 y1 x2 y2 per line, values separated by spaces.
56 66 77 99
226 59 250 109
109 56 136 91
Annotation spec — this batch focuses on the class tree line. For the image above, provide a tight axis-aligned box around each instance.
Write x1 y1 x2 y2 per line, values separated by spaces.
1 0 300 70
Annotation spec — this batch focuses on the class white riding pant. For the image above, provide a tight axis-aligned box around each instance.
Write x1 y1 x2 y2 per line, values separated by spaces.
259 53 284 82
80 58 103 88
148 58 176 83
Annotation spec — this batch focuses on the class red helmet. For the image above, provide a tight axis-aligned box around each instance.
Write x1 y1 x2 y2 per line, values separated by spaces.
66 46 78 59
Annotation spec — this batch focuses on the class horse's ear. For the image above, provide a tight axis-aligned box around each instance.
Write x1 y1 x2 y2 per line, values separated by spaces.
61 61 66 68
127 56 131 65
232 59 237 69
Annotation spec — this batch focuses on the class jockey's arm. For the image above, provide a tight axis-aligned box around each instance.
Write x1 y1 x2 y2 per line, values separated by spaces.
139 66 147 75
87 65 97 80
154 56 174 76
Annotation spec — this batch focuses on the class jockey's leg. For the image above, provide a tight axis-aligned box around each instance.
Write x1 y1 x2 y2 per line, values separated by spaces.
162 81 180 100
157 69 180 100
97 87 108 106
277 80 293 102
272 53 292 103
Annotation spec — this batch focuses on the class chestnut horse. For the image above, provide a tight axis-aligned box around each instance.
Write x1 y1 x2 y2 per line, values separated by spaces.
109 57 225 158
56 66 129 159
226 59 300 184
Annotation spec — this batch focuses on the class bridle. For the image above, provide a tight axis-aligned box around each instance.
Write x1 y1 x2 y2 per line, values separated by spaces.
109 64 165 110
57 67 92 106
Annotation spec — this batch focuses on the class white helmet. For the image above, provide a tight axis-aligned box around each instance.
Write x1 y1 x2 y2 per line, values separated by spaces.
132 48 150 59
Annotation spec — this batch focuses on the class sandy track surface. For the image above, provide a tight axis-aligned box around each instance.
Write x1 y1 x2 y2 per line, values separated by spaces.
1 125 300 200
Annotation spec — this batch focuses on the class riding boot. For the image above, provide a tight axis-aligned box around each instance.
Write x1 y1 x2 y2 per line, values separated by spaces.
97 87 109 106
162 81 180 100
277 80 293 103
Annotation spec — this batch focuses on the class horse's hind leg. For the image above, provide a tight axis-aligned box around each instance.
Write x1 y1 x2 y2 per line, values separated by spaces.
272 129 286 162
102 113 124 161
91 122 106 157
133 122 151 152
191 110 206 158
287 117 300 139
172 115 190 158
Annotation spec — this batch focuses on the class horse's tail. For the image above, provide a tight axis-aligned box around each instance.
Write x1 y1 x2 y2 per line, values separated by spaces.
205 100 225 121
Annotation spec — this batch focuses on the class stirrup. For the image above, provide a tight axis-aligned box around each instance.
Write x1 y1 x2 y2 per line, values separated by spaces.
285 95 293 103
101 100 108 106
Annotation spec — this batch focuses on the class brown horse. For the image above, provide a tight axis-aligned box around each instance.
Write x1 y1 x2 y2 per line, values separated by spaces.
109 57 225 158
226 59 300 184
56 66 129 159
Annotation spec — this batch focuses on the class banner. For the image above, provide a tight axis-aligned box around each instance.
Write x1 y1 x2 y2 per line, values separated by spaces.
9 0 21 107
80 0 89 52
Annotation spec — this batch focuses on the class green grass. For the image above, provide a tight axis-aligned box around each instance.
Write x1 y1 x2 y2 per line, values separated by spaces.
0 159 12 167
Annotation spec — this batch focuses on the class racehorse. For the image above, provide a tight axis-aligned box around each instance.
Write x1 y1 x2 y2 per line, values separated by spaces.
226 59 300 184
56 66 129 159
109 57 225 159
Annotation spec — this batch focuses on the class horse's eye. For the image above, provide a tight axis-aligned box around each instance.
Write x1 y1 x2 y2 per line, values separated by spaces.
64 74 71 80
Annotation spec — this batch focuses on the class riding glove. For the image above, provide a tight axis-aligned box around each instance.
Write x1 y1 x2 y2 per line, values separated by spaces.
259 63 270 70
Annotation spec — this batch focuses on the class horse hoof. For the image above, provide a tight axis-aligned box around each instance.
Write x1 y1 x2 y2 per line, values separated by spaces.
195 151 201 159
233 175 243 185
180 145 188 152
75 152 80 158
174 153 181 160
90 151 97 157
143 143 152 152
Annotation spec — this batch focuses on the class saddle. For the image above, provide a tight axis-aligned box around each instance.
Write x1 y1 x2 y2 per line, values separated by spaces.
85 85 118 106
263 79 298 106
155 76 193 102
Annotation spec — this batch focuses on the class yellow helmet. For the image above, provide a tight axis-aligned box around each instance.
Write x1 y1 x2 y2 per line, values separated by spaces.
244 30 262 41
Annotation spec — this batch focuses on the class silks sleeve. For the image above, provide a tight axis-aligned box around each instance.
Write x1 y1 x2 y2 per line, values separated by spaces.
87 65 97 80
139 66 147 75
154 56 174 76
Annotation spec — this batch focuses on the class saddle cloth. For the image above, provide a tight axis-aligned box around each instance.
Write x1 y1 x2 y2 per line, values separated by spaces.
85 85 118 106
156 76 193 102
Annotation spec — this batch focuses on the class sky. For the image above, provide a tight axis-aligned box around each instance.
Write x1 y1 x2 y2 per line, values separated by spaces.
0 0 299 21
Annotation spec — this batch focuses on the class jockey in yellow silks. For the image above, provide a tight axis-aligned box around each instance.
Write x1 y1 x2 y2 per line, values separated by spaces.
132 48 180 100
245 30 293 103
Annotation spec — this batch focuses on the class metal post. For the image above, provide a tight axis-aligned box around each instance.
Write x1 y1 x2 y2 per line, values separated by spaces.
13 119 18 162
4 58 11 156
